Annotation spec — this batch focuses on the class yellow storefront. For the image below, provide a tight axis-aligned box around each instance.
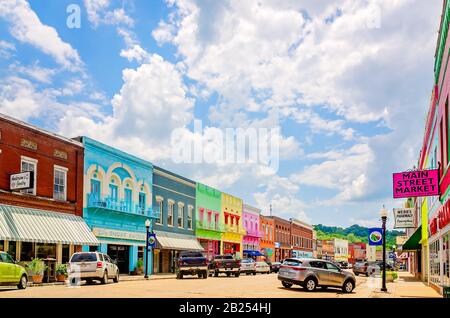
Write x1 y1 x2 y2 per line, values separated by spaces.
220 193 245 258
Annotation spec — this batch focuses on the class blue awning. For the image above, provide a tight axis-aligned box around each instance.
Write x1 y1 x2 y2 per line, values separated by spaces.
243 250 263 257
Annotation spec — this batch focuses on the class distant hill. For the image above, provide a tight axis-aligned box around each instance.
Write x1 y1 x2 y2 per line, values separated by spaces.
314 224 404 248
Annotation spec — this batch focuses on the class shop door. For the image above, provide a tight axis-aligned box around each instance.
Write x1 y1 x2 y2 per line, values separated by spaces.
108 245 129 274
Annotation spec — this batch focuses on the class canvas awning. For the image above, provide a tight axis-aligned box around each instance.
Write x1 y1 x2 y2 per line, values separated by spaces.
0 204 99 245
401 226 422 251
243 250 263 257
154 230 204 251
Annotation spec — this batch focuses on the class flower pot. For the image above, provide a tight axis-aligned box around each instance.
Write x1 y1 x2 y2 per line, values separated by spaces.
31 275 44 284
56 274 66 282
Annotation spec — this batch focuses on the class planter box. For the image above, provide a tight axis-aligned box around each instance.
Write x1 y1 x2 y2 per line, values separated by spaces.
56 274 66 282
31 275 44 284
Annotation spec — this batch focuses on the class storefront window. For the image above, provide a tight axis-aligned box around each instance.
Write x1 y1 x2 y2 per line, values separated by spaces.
20 242 35 261
36 243 56 259
429 239 440 285
62 244 70 263
444 234 450 287
138 246 144 261
8 241 17 260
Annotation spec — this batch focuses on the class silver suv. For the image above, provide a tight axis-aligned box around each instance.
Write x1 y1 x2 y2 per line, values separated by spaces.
278 258 356 293
68 252 119 285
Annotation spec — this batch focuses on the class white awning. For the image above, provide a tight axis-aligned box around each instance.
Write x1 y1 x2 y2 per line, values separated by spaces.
0 204 99 245
154 230 204 251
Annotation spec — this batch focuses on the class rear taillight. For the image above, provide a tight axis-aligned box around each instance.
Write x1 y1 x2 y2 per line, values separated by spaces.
97 261 103 268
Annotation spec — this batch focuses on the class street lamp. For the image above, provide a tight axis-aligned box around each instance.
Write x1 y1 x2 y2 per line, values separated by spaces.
380 205 388 292
144 218 151 279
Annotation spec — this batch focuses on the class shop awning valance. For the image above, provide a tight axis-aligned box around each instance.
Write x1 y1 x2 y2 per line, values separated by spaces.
0 204 99 246
401 226 422 251
243 250 263 257
154 230 204 251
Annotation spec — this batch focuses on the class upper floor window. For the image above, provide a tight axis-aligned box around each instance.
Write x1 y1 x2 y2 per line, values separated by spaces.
138 192 146 214
187 205 193 230
124 188 132 212
53 166 67 201
168 200 174 226
178 203 184 228
155 197 163 224
110 184 118 202
21 156 37 195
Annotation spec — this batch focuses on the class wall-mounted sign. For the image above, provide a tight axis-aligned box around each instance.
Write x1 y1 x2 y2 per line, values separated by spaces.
92 228 146 241
10 171 34 191
393 169 439 198
393 208 415 229
368 228 383 246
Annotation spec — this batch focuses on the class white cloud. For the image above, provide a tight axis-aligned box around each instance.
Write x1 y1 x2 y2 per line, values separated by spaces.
9 62 56 84
84 0 133 27
0 40 16 58
0 0 83 71
120 44 151 63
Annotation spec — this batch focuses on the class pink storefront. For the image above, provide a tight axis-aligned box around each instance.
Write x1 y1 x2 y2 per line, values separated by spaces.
242 204 262 258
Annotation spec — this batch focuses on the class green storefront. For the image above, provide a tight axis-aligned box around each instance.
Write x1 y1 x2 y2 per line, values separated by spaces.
195 183 223 260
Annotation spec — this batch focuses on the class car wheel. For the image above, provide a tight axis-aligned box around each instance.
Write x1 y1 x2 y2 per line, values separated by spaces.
17 274 27 289
253 272 256 275
343 280 355 293
303 277 317 292
101 271 108 284
365 272 369 277
235 272 240 278
226 272 231 277
198 273 203 279
246 273 250 275
113 272 119 283
214 271 219 277
282 281 292 288
203 271 208 279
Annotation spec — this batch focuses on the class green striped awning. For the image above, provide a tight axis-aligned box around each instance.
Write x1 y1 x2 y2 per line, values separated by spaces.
0 204 99 245
401 226 422 251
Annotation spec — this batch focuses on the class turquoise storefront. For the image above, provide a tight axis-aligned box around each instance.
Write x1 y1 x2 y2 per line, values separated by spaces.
78 137 158 274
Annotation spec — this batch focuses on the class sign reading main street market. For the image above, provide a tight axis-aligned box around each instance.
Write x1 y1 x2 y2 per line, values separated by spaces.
368 228 383 246
393 208 415 229
392 169 439 199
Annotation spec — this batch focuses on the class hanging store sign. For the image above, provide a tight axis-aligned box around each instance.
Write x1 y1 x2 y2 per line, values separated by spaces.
393 208 415 229
392 169 439 198
10 171 34 191
368 228 383 246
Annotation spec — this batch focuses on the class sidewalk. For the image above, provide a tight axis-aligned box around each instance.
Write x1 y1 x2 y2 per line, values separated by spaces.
369 272 441 298
28 273 176 287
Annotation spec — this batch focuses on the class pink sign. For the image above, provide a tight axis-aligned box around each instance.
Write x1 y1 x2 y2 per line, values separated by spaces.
393 169 439 199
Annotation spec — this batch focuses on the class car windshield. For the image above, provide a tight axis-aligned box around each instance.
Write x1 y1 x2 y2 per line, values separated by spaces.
70 253 97 262
283 259 302 266
215 255 233 260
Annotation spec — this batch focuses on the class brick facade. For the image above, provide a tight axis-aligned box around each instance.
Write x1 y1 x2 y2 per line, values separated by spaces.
0 114 84 216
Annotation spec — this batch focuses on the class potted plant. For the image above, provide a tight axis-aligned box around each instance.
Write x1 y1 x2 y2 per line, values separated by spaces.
385 271 398 282
135 259 144 275
55 264 68 282
27 258 47 284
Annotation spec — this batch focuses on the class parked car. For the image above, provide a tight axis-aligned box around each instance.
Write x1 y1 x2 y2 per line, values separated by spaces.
208 255 241 277
268 262 282 273
353 261 393 276
240 258 256 275
337 261 350 269
255 261 270 274
278 258 356 293
175 251 208 279
0 251 28 289
68 252 119 284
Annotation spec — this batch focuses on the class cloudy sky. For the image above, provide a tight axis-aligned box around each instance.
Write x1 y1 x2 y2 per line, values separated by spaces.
0 0 442 228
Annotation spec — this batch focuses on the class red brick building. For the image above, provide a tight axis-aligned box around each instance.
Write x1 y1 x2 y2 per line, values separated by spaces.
290 219 314 258
348 242 366 264
269 216 292 262
0 113 98 276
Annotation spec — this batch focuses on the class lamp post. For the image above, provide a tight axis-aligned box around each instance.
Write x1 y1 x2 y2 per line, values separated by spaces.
380 205 388 292
144 218 151 279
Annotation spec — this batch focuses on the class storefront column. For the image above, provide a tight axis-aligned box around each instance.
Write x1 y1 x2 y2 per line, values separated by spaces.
129 245 138 273
99 243 108 254
440 236 444 286
56 243 62 264
16 242 21 261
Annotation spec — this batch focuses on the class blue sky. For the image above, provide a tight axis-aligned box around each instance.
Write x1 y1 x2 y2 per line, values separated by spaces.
0 0 442 229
